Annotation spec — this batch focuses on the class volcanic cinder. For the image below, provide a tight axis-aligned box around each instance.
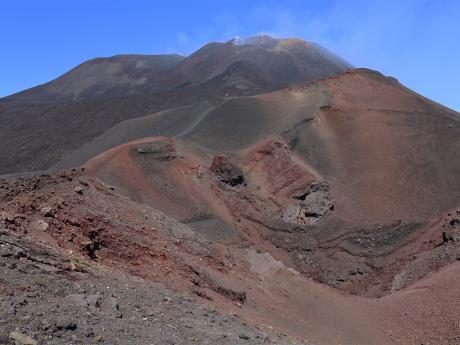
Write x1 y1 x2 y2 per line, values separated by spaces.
1 35 459 345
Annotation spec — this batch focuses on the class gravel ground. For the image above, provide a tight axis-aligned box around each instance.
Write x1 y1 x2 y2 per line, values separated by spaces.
0 230 303 345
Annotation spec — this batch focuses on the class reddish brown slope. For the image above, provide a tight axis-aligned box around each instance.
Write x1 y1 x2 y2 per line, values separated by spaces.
74 69 460 226
4 68 453 344
75 68 460 228
304 70 460 223
2 169 459 345
79 69 460 299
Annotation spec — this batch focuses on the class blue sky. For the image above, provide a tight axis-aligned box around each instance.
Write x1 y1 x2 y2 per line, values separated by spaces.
1 0 459 111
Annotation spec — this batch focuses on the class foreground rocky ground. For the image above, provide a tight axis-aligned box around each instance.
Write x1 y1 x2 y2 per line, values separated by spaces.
1 171 459 345
0 171 307 345
0 230 303 345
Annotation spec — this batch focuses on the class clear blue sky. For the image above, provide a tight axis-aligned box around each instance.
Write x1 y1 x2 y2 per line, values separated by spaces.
1 0 459 111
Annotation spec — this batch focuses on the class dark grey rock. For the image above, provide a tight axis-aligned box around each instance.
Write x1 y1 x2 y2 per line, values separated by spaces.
55 318 77 331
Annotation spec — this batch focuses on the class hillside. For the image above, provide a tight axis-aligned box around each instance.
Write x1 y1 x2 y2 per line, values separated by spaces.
1 36 460 345
72 69 460 298
0 36 351 175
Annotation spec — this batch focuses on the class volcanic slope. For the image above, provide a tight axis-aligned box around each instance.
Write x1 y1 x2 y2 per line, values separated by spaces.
2 171 459 345
73 69 460 299
0 165 460 345
157 34 352 94
67 68 460 223
2 35 350 105
0 35 351 174
1 54 185 104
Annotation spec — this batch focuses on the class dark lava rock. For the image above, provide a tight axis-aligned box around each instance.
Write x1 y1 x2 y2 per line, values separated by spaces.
239 333 250 340
210 154 244 186
41 206 54 217
74 186 84 194
55 318 77 331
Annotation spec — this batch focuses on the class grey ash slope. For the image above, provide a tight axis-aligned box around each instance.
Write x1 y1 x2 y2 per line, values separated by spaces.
0 35 351 174
54 84 327 169
1 54 185 104
2 34 351 105
161 35 352 94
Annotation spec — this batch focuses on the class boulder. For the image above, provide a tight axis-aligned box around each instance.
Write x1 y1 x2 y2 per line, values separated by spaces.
74 186 84 194
55 317 77 330
284 182 333 225
41 206 54 217
9 332 37 345
210 154 244 186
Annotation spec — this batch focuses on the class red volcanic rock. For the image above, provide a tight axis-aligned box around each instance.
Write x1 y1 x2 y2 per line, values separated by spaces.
209 154 244 187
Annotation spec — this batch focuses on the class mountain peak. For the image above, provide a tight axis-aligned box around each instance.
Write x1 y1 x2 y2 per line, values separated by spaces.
231 35 318 51
232 34 279 47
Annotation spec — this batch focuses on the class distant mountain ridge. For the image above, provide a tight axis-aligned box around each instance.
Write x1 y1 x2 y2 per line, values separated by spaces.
159 35 352 94
1 35 351 105
1 54 186 104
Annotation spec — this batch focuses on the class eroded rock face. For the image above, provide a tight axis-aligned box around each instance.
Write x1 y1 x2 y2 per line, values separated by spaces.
442 214 460 243
132 139 176 162
210 154 244 186
283 182 333 225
